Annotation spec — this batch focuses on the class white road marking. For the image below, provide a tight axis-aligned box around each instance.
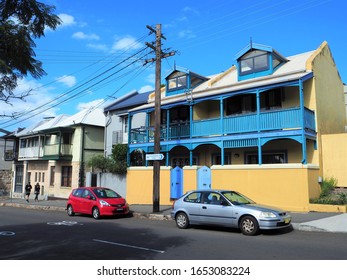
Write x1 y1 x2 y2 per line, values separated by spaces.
93 239 165 253
0 231 15 236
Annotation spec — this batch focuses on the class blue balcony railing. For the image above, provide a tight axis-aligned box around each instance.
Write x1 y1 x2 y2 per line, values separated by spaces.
130 107 315 143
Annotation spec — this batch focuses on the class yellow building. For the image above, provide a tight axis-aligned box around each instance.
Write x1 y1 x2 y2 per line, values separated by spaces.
126 41 346 212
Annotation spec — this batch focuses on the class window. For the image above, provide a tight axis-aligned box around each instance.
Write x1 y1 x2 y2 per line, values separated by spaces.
245 151 287 164
62 133 72 144
50 166 55 186
168 74 187 91
212 153 231 165
239 50 269 76
123 116 128 133
61 166 72 187
225 94 256 115
183 192 202 203
260 89 282 110
171 157 197 168
170 106 189 123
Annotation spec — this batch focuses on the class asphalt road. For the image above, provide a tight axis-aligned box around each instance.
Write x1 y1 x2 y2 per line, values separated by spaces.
1 206 347 260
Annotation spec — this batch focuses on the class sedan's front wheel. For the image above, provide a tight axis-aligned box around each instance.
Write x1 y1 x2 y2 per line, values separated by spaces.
176 212 189 229
240 216 259 236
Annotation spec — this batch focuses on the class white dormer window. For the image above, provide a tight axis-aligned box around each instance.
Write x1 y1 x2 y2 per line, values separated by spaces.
168 74 187 91
240 50 269 76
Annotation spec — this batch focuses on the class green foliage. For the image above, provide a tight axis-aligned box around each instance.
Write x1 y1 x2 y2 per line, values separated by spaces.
86 144 128 175
0 0 62 103
310 177 347 205
110 144 128 175
86 154 112 173
319 177 337 198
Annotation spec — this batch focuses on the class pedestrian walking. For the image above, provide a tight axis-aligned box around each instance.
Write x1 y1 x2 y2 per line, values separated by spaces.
34 182 40 202
25 182 32 202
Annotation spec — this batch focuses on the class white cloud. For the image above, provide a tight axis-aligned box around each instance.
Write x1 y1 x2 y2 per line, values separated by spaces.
58 13 77 28
72 31 100 40
56 75 77 87
0 78 59 130
145 74 155 84
87 43 109 52
112 35 143 51
77 99 104 111
139 85 154 93
178 29 196 39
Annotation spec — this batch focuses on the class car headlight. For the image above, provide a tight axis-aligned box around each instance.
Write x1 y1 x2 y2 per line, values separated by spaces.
99 200 110 206
259 211 277 218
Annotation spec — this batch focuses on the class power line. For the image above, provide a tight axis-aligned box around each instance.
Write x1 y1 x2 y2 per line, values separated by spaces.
1 46 152 128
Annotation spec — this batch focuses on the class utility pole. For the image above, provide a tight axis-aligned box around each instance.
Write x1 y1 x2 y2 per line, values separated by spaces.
145 24 175 212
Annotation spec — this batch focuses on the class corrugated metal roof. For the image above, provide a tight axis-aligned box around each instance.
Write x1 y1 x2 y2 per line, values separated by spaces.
130 50 315 112
104 90 151 112
56 107 105 127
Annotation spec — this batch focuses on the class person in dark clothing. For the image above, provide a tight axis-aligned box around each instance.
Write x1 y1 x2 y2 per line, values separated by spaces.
25 182 32 202
34 182 40 202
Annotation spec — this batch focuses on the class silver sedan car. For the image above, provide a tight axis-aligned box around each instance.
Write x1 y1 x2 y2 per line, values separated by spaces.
171 189 292 235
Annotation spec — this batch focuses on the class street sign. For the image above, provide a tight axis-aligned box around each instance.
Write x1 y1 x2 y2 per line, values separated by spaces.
146 154 164 161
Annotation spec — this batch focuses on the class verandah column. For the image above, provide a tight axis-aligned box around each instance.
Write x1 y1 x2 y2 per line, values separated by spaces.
299 79 307 164
256 90 262 165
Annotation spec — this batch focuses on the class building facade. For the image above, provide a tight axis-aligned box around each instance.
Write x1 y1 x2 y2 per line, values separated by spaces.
125 41 346 211
5 108 105 199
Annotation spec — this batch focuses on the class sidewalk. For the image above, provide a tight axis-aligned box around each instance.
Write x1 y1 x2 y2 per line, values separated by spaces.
1 197 346 233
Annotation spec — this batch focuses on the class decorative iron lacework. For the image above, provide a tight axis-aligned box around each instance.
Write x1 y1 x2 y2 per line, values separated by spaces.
224 138 258 148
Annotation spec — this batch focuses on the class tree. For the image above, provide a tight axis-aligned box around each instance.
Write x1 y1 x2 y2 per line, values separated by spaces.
0 0 61 105
86 144 128 175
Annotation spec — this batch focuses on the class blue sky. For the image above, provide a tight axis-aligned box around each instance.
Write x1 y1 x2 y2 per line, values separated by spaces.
1 0 346 132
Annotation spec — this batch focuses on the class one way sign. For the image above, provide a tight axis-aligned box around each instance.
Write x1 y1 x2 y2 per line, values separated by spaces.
146 154 164 161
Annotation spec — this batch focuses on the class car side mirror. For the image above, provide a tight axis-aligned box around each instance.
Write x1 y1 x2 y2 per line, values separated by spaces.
221 200 229 206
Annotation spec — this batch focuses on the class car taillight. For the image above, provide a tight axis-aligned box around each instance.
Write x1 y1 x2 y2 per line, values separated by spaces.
172 200 176 209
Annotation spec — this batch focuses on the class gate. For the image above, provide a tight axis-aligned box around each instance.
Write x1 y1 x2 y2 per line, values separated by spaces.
197 166 211 190
14 165 24 193
170 166 183 199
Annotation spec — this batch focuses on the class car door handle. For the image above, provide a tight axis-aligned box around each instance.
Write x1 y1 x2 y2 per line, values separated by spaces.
202 206 207 209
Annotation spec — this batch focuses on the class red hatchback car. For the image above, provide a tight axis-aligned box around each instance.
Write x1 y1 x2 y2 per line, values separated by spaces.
66 187 129 219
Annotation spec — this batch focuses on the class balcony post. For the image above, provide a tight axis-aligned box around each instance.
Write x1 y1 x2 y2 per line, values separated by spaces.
256 90 260 132
220 97 224 135
166 109 170 140
127 113 132 166
299 79 307 164
189 104 193 140
145 112 150 142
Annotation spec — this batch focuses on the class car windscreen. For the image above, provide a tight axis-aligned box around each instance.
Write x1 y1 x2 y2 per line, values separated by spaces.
93 189 121 199
222 191 254 205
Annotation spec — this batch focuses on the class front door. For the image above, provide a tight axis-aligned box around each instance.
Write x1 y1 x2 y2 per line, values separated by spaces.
170 166 183 199
197 166 211 190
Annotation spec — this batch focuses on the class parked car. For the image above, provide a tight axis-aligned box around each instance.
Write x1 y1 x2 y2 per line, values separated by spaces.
171 189 291 235
66 187 129 219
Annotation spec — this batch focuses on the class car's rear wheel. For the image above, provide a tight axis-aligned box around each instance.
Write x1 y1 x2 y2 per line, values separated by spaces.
176 212 189 229
92 207 100 219
67 205 75 216
240 216 259 236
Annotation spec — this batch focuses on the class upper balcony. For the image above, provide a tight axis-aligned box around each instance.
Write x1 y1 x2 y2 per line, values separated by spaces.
42 143 73 160
130 107 316 144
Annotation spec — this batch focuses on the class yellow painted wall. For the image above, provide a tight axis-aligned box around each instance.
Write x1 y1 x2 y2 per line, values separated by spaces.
211 165 320 211
321 134 347 187
126 167 171 205
126 164 321 211
307 42 346 135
